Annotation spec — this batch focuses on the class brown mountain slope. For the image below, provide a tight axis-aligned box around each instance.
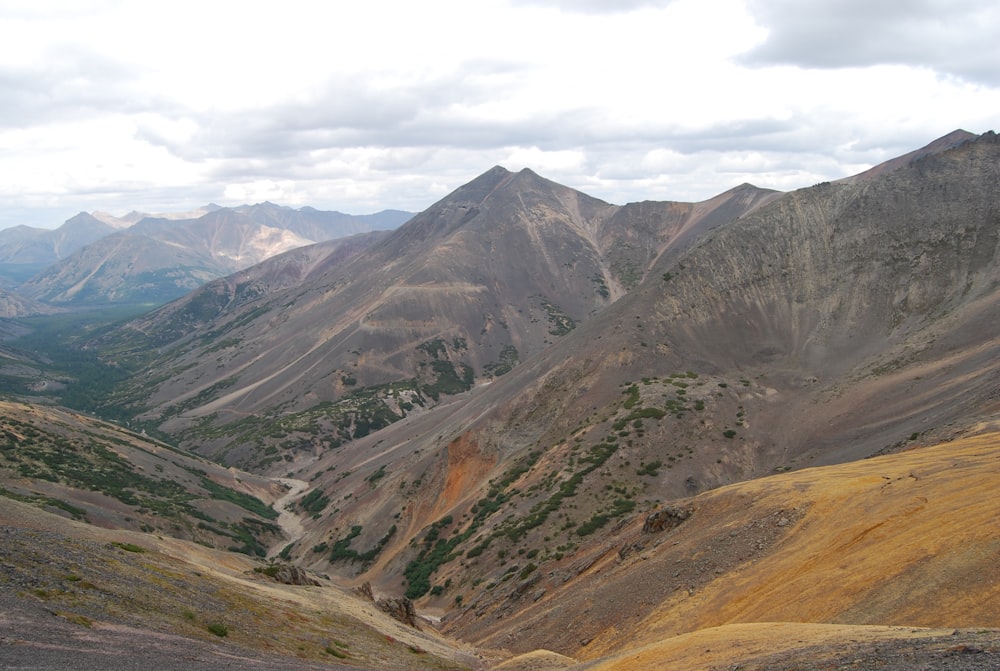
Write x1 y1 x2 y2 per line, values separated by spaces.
0 497 475 671
79 131 1000 619
1 411 996 670
268 131 1000 609
120 231 390 346
103 167 775 468
450 428 1000 664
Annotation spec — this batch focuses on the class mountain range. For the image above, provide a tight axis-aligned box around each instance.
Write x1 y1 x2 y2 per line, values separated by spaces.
0 203 412 306
0 129 998 669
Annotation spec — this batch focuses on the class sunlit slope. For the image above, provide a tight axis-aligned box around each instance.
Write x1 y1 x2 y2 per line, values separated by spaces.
587 622 996 671
459 430 1000 661
631 429 1000 641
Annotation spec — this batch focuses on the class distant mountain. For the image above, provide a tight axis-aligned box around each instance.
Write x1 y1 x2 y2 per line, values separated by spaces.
12 203 413 307
0 212 117 264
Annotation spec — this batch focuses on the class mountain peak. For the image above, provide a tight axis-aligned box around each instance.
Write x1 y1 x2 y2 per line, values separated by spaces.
840 129 979 184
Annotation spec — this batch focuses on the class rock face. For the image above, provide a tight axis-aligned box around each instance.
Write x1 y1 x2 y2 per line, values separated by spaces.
376 596 420 629
642 505 692 534
357 582 420 628
271 564 320 586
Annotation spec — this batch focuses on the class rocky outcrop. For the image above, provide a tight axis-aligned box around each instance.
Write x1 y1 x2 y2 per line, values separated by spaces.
376 596 420 629
357 582 420 629
252 563 320 586
642 505 692 534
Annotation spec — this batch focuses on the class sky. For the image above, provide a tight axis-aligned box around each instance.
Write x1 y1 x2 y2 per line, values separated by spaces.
1 0 998 230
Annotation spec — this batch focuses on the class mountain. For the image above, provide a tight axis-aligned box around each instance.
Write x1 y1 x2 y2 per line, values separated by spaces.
101 166 779 466
79 130 1000 603
2 130 998 668
0 212 117 265
13 203 413 306
118 230 392 345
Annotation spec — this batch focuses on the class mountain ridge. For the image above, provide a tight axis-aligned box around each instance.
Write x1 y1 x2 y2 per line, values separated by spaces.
7 203 413 308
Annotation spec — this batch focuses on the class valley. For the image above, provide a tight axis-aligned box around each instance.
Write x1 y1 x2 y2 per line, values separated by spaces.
1 130 999 668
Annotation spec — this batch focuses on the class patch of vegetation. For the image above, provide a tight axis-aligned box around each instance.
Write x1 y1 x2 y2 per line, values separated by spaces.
484 345 520 377
576 498 636 536
206 622 228 637
325 645 348 659
497 441 620 543
637 460 663 476
403 516 466 599
180 379 423 459
420 360 474 401
622 384 641 409
226 518 280 556
254 564 282 578
0 486 88 521
537 297 576 336
365 465 387 488
112 542 146 553
416 338 449 360
591 274 611 299
195 475 277 520
299 488 330 514
329 524 397 564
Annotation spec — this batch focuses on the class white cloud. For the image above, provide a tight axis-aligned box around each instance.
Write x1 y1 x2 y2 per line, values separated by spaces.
0 0 997 228
742 0 1000 85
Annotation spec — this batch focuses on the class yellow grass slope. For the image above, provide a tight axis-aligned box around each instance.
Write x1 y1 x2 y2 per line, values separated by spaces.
584 430 1000 670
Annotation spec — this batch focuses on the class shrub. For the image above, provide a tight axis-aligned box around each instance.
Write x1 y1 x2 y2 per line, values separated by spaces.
206 622 228 637
325 646 347 658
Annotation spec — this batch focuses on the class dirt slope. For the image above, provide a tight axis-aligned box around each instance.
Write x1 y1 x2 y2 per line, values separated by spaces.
447 429 1000 665
0 497 478 670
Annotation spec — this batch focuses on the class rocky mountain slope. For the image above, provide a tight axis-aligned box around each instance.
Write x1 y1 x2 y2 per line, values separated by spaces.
77 131 999 598
100 167 779 466
0 400 284 554
1 408 997 669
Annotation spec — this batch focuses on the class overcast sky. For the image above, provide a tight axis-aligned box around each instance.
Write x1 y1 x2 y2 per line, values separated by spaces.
1 0 998 229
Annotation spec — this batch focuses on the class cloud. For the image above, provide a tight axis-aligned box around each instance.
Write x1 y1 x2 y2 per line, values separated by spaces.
742 0 1000 86
0 46 152 128
1 0 998 229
